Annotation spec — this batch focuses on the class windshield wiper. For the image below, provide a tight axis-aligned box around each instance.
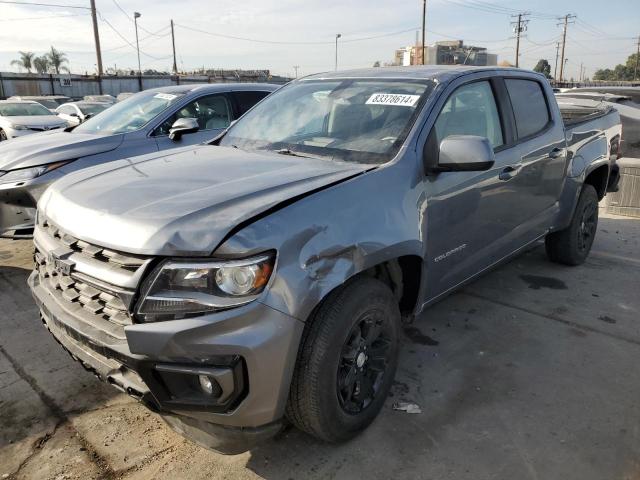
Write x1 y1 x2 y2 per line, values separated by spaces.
275 148 311 158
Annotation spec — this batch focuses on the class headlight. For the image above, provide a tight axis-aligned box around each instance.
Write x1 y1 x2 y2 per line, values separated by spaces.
0 160 73 186
137 253 275 321
11 124 28 130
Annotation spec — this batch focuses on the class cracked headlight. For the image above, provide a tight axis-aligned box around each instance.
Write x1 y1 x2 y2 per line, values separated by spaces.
137 253 275 321
0 160 73 186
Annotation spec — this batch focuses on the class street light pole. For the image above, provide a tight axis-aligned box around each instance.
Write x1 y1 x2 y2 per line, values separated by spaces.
134 12 142 76
335 34 341 71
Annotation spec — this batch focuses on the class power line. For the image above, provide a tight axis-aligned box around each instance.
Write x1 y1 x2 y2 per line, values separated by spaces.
98 12 171 61
0 0 88 9
174 23 421 45
0 12 88 21
110 0 163 37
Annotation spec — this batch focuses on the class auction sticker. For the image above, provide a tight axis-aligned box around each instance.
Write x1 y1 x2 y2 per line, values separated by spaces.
154 93 178 101
366 93 420 107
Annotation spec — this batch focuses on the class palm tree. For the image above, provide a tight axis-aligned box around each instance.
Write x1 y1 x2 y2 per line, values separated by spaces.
47 46 69 74
33 55 51 74
10 51 35 73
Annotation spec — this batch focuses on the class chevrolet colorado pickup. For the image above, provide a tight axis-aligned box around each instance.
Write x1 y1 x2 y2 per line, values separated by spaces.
29 66 621 454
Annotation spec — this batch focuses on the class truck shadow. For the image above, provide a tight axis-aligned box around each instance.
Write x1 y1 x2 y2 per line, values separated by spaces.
0 263 123 453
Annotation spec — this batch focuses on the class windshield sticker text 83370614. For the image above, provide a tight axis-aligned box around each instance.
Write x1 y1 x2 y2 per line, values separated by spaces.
366 93 421 107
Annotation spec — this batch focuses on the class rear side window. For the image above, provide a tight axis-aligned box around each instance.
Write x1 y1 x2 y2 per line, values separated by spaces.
233 91 271 117
505 79 550 139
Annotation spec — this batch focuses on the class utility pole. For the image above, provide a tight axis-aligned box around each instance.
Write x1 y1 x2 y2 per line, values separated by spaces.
557 14 576 82
134 12 142 76
554 42 560 79
635 34 640 81
579 61 583 82
171 20 178 75
511 12 529 68
293 65 299 78
421 0 427 65
335 34 341 71
89 0 103 77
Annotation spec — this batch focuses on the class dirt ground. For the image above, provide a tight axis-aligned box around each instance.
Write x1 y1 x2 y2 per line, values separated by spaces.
1 210 639 480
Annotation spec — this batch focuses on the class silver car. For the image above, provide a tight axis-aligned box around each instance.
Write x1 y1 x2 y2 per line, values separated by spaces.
0 83 278 237
55 101 110 126
0 100 67 140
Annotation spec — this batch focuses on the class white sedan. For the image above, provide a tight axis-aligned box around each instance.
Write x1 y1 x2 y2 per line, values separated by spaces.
0 101 68 141
55 101 110 127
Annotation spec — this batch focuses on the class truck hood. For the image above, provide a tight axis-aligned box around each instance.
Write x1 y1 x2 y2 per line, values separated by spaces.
40 145 370 256
0 130 123 170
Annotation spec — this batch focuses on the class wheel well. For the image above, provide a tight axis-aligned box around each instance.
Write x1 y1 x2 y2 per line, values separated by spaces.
362 255 422 317
584 165 609 200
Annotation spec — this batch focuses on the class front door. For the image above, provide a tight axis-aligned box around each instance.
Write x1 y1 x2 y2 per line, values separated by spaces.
422 78 526 301
153 93 233 150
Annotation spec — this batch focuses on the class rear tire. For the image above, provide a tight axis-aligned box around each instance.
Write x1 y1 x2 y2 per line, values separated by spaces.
545 184 599 266
286 277 400 443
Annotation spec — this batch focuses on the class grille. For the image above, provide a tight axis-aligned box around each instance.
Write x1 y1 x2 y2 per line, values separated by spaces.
43 220 146 272
34 220 151 336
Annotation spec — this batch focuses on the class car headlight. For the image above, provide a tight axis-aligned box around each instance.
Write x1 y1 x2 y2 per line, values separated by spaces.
137 253 275 321
10 124 28 130
0 160 73 186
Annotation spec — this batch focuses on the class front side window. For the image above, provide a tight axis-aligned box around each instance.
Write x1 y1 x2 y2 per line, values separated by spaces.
433 81 503 149
155 94 232 136
57 105 76 115
74 91 185 135
505 79 550 139
0 103 53 116
220 79 434 164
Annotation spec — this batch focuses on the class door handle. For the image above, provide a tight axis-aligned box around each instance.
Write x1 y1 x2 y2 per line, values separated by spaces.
549 147 564 159
498 165 520 181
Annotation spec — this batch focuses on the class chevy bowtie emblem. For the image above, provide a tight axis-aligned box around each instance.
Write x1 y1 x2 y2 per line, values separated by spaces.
48 250 75 275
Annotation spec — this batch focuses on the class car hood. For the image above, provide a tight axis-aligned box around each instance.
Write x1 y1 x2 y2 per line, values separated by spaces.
0 130 123 171
40 145 371 256
3 115 66 128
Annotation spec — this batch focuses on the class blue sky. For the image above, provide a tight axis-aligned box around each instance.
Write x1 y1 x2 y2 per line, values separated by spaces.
0 0 637 79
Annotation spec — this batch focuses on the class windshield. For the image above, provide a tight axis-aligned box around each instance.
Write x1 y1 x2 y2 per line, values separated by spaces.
220 79 434 163
35 99 60 109
79 103 109 115
74 91 184 135
0 103 53 116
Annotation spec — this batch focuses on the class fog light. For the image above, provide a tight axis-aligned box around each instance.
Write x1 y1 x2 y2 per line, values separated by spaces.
198 375 214 394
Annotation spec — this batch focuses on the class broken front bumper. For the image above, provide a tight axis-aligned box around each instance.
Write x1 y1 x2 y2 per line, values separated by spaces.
28 270 304 454
0 175 54 238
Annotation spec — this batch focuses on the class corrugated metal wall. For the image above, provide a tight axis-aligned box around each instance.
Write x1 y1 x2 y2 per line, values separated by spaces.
0 72 288 99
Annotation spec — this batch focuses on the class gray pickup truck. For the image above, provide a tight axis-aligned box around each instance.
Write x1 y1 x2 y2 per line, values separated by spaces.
29 66 621 454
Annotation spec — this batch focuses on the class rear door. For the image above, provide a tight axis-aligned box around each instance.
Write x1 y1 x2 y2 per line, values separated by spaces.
501 77 568 236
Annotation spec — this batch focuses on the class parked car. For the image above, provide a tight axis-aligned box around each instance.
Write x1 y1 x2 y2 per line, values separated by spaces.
84 94 117 104
8 95 72 112
29 66 621 454
0 100 67 141
0 83 277 237
55 101 110 126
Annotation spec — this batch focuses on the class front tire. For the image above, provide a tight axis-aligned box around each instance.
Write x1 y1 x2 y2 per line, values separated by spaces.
545 184 599 265
286 277 400 443
0 129 7 142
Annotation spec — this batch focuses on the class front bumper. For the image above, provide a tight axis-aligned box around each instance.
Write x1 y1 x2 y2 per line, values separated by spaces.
29 270 304 453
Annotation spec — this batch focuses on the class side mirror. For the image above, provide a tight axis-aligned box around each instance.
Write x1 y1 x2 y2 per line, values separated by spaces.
169 117 199 141
70 112 80 118
435 135 495 172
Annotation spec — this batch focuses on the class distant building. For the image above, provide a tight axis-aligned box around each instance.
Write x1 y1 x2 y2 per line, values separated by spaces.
393 40 497 67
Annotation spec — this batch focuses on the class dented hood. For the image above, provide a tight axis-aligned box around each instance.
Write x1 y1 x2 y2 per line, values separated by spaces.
40 145 369 256
0 130 123 171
